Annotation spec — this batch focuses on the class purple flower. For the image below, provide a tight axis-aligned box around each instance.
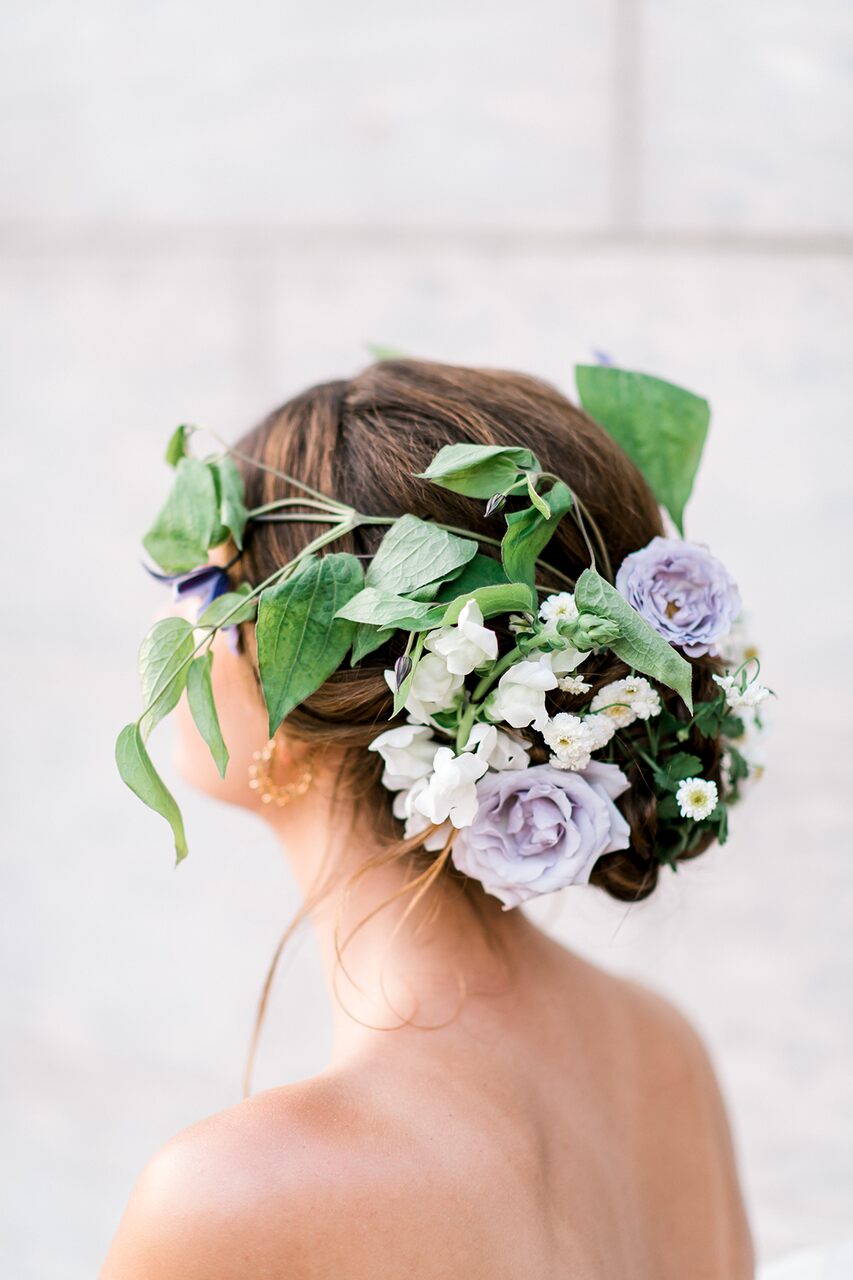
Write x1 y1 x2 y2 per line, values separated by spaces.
615 536 741 658
451 761 631 909
143 561 240 653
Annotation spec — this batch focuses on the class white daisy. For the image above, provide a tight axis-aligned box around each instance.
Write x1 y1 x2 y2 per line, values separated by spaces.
589 676 662 728
542 713 594 771
538 592 579 625
675 777 719 821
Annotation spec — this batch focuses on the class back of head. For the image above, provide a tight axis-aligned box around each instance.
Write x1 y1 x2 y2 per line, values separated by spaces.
230 358 724 901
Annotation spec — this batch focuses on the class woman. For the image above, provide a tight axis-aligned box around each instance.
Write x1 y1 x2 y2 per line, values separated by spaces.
103 359 756 1278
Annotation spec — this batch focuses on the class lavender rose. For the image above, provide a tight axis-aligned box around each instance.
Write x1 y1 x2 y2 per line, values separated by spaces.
451 761 631 909
615 536 741 657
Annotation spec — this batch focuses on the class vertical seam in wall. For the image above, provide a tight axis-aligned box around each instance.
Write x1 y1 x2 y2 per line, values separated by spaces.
611 0 643 231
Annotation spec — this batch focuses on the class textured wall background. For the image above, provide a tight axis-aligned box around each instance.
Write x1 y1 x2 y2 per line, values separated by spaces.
1 2 851 1276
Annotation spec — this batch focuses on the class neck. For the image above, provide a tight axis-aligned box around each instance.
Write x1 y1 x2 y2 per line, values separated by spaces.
260 780 540 1063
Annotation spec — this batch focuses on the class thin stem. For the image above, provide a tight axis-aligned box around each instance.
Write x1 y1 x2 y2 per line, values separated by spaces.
248 496 348 518
252 513 346 525
201 427 351 509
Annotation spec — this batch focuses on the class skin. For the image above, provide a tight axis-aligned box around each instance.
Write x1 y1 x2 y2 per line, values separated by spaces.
101 583 755 1279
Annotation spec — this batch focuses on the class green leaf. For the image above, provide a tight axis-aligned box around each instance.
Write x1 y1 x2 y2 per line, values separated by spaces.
652 751 703 792
417 444 539 499
186 652 229 778
500 479 574 593
197 584 257 628
209 456 248 549
142 457 219 573
257 553 364 735
526 474 551 518
164 424 190 467
115 723 188 863
440 581 534 624
575 365 710 534
350 623 394 665
574 568 694 711
335 587 438 629
138 617 195 738
366 343 409 361
433 553 508 600
366 515 478 596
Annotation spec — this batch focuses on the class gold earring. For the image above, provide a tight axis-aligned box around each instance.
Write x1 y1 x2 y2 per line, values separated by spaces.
248 738 313 806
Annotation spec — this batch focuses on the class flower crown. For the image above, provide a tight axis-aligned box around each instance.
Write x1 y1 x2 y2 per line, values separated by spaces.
116 361 771 907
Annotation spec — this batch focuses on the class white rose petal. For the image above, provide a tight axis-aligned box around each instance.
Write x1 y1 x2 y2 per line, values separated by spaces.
414 746 488 828
675 776 719 821
424 599 498 676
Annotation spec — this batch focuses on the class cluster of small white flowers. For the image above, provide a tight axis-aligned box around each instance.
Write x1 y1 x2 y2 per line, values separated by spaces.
541 711 614 772
589 676 662 728
712 670 772 711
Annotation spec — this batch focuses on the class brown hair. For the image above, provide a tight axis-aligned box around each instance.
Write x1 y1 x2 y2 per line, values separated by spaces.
229 358 722 905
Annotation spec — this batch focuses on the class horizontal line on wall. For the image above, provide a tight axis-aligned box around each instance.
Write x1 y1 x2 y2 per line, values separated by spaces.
0 221 852 260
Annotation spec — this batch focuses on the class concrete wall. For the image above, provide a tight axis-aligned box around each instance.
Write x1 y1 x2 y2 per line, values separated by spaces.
1 2 851 1274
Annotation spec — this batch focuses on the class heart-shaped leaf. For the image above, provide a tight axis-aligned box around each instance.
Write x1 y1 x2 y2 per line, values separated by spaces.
142 457 219 573
417 444 538 499
366 515 478 596
257 553 364 735
575 365 709 534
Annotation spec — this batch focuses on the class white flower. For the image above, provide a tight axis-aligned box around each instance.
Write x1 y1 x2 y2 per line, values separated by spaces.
424 599 498 676
712 671 772 711
464 722 530 771
589 676 662 728
413 746 488 829
368 723 437 791
485 655 557 731
385 651 464 724
675 776 719 821
543 643 590 689
539 592 579 625
583 712 616 750
393 778 452 851
542 713 595 771
556 673 592 695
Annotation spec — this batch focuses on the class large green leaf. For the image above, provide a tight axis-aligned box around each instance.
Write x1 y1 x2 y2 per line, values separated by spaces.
350 623 394 665
500 479 574 593
575 365 710 534
209 455 248 549
115 723 188 863
138 616 195 739
574 568 693 711
417 444 538 499
336 587 437 628
257 553 364 735
186 652 229 778
433 553 507 600
142 457 219 572
366 515 478 596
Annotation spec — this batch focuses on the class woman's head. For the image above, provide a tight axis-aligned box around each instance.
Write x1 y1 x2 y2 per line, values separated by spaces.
172 358 724 902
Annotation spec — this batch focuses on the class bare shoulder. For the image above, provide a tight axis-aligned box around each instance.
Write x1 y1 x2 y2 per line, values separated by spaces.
100 1073 401 1280
586 960 754 1273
